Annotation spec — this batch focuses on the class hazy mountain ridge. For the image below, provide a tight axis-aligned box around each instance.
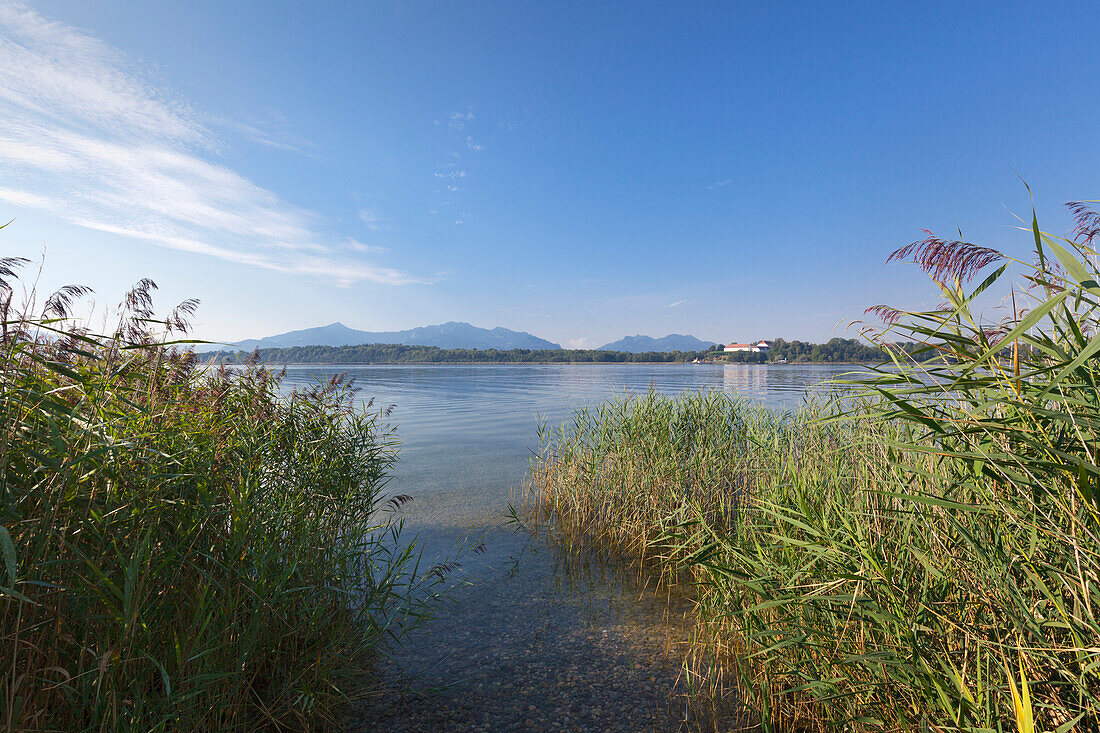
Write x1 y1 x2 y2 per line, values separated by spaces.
597 334 716 353
216 321 562 351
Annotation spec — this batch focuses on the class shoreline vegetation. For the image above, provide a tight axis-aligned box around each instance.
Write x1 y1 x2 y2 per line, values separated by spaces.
5 198 1098 731
527 201 1100 730
0 255 451 730
204 338 911 366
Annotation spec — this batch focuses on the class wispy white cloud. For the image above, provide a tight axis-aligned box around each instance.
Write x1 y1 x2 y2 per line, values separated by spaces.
465 136 484 151
357 207 388 230
211 113 317 156
568 337 592 349
0 2 428 286
345 237 388 255
0 186 56 210
665 299 686 308
707 178 733 190
448 111 473 129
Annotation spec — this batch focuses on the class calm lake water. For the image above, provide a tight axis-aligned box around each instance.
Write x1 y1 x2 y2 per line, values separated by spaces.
277 363 860 730
280 363 859 539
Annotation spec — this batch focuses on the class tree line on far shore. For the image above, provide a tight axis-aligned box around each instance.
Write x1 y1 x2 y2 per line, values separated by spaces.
712 337 919 363
210 344 702 364
207 337 934 365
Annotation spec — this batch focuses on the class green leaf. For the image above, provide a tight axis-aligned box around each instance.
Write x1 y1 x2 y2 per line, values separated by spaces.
0 524 16 589
1045 237 1100 294
960 290 1068 378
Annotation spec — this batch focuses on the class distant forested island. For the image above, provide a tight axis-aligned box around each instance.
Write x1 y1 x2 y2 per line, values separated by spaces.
205 337 931 365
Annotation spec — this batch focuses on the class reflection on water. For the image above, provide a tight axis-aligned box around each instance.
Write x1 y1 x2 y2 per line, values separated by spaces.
276 363 855 729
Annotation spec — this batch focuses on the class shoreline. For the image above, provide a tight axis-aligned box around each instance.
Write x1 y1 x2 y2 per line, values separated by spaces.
212 359 879 367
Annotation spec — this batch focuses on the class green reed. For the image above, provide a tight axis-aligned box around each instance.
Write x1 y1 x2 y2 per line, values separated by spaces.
0 257 442 731
532 200 1100 731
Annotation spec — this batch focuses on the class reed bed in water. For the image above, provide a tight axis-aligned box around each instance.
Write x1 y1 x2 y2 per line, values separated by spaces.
0 256 442 731
532 201 1100 731
532 392 878 566
531 392 911 728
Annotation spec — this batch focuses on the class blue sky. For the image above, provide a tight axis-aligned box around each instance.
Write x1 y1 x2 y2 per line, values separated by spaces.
1 1 1097 347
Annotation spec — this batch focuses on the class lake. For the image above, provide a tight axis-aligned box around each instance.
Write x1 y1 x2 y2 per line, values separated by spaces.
279 362 859 539
278 362 859 730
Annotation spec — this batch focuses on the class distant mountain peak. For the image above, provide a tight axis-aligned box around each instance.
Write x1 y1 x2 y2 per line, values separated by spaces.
597 333 715 353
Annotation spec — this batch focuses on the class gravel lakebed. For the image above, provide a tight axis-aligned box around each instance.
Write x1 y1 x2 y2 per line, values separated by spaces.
352 533 735 732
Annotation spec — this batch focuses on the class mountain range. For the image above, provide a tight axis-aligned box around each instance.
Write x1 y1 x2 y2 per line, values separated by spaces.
202 323 717 354
596 334 717 353
205 321 561 351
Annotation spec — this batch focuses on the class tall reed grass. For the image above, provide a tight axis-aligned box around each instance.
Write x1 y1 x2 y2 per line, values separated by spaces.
1 256 440 731
532 200 1100 731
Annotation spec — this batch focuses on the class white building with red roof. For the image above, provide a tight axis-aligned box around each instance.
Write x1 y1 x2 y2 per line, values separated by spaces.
724 340 770 353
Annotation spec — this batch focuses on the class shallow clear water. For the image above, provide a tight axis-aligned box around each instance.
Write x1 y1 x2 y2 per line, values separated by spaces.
277 363 858 730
